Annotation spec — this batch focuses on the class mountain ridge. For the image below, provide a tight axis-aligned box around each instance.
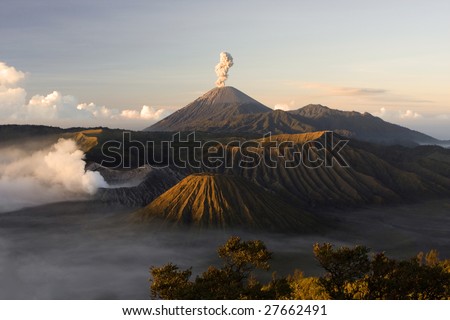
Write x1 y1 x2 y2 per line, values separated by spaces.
288 104 436 144
145 87 439 145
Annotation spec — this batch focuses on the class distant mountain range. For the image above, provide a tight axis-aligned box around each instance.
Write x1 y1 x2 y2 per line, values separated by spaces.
145 86 437 145
98 131 450 229
2 86 449 231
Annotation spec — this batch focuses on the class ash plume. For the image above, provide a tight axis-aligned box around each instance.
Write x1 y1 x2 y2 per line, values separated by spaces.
215 52 234 87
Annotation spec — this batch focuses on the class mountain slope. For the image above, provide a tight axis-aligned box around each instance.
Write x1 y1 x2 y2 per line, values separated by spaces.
133 173 316 231
205 131 450 209
95 167 186 207
207 109 315 134
144 87 440 144
145 86 271 132
289 104 437 144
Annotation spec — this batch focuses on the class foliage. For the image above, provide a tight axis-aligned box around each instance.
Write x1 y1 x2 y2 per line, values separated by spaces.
287 270 329 300
149 263 193 299
217 236 271 278
366 251 450 299
150 236 279 299
313 243 450 300
313 243 370 299
150 237 450 300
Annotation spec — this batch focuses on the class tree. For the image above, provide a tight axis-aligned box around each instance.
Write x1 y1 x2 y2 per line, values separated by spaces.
313 243 370 299
367 251 450 299
149 263 194 299
217 236 271 280
150 239 450 300
149 236 277 299
287 270 329 299
260 273 292 300
313 246 450 300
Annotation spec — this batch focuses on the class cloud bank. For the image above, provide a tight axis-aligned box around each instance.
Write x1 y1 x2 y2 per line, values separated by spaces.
0 61 170 129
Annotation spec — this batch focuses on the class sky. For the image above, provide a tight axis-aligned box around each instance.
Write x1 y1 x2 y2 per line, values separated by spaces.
0 0 449 138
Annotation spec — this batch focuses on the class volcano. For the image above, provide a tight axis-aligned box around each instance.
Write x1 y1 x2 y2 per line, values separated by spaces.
145 86 439 145
132 173 316 231
145 86 272 132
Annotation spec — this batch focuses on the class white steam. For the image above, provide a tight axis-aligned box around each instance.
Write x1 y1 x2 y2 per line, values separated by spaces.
215 52 234 87
0 138 108 212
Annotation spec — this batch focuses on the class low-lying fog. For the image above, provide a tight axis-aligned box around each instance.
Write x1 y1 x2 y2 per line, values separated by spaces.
0 199 449 299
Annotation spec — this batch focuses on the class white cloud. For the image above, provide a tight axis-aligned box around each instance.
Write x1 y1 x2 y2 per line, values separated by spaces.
273 100 296 111
399 109 422 119
377 107 387 116
120 109 140 119
140 105 167 120
120 105 167 121
0 60 172 128
77 102 115 118
374 107 422 120
0 87 27 117
273 104 290 111
25 91 78 119
0 62 25 86
0 62 27 118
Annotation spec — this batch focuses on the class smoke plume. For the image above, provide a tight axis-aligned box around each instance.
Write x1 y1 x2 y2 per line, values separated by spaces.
0 138 108 212
215 52 234 87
